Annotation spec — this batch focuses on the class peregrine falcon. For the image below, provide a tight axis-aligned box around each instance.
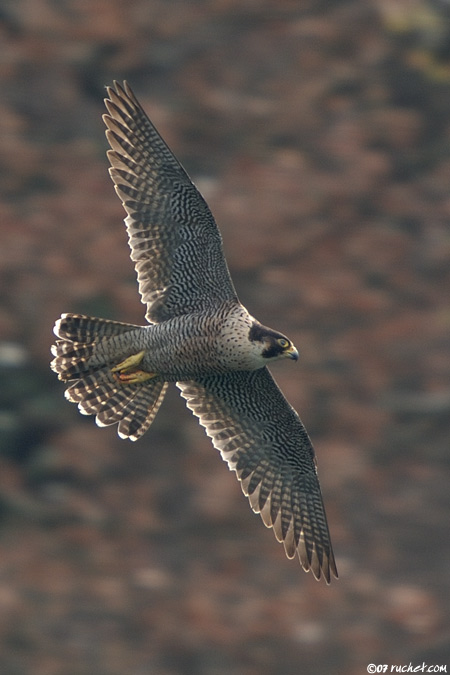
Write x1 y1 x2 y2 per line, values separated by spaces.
51 81 337 583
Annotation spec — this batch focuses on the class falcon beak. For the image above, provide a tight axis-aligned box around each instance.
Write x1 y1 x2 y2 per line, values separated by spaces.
285 344 299 361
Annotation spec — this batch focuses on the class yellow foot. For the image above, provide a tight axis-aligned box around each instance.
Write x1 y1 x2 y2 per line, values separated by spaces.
114 369 157 384
111 350 146 373
111 350 157 385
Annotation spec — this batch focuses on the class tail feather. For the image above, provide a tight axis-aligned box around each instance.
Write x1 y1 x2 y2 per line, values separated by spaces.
51 313 166 441
66 370 126 411
116 380 168 440
51 342 97 380
55 313 140 342
51 313 140 382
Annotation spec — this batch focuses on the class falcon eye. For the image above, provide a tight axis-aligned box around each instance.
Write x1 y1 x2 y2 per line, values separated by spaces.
277 338 290 349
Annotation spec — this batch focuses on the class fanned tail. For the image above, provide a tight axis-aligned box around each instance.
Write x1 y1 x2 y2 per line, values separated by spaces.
51 313 167 440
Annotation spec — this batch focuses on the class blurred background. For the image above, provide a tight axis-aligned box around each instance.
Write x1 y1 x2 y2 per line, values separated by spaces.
1 1 450 673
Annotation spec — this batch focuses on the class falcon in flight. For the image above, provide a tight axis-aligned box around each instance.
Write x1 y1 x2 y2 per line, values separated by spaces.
51 81 337 583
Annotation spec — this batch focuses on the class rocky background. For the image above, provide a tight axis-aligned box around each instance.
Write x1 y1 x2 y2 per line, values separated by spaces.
1 1 450 673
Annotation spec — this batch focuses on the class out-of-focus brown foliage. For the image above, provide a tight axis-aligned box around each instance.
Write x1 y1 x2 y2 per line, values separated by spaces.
0 1 449 673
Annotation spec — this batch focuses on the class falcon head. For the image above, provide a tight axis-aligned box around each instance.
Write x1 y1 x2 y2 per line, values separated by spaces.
249 322 299 362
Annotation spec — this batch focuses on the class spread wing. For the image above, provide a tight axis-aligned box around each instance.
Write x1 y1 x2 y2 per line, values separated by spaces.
178 368 337 583
103 81 238 323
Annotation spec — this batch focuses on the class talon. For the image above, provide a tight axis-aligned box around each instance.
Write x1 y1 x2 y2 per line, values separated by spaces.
111 350 146 373
114 369 157 384
111 350 156 384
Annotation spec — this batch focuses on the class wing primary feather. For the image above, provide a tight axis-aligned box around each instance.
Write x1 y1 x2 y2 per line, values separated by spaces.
103 80 238 322
177 369 338 583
